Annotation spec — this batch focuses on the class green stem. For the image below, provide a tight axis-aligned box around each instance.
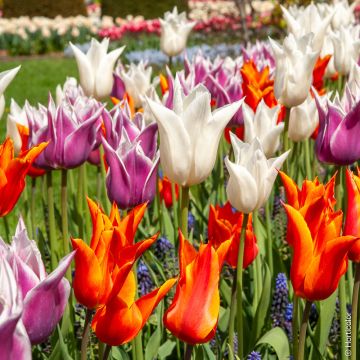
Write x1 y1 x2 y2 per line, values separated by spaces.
252 211 262 305
180 186 189 238
61 170 69 255
77 166 84 239
304 139 312 180
293 295 299 358
99 146 110 213
265 201 273 273
171 182 179 232
298 301 312 360
184 344 193 360
351 263 360 360
283 108 290 174
46 171 57 270
81 309 93 360
30 177 37 241
2 216 10 242
340 276 348 360
83 164 91 240
228 269 237 360
102 345 111 360
134 331 144 360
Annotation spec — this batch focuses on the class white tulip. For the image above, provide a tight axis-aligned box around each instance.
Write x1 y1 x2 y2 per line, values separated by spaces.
348 60 360 95
160 7 196 57
119 61 152 108
146 78 243 186
331 0 356 30
288 95 319 142
320 34 337 78
243 100 284 157
225 134 290 213
70 38 125 99
270 33 318 108
55 77 78 105
0 66 21 119
331 26 360 75
6 99 27 154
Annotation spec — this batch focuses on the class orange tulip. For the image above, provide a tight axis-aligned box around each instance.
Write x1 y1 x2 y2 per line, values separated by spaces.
163 231 231 344
0 138 47 216
284 202 357 301
158 176 179 207
71 199 156 309
159 73 169 95
312 55 331 96
344 168 360 262
208 202 258 268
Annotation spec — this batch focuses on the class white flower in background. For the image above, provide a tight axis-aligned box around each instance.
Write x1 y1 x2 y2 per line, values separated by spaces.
320 35 337 78
331 0 356 30
160 7 196 57
225 134 290 213
146 77 243 186
281 4 333 53
243 100 284 157
331 26 360 75
55 77 83 106
70 38 125 99
288 95 319 142
347 61 360 95
6 99 27 154
270 33 318 108
141 86 161 125
0 66 21 119
118 61 152 108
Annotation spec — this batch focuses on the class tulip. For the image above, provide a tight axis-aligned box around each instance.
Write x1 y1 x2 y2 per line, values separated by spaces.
315 90 360 165
242 41 276 73
312 55 331 95
348 60 360 95
225 134 290 214
270 33 318 108
284 203 356 301
0 218 74 344
70 38 125 99
55 77 84 106
208 202 258 268
331 0 356 30
159 7 196 57
0 66 21 119
163 231 231 344
288 95 319 142
158 176 179 207
243 100 284 157
0 138 47 216
0 255 31 359
26 95 102 169
102 107 159 209
146 78 243 186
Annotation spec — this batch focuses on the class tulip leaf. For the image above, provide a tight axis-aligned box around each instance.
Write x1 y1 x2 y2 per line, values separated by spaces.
57 325 73 360
220 279 232 306
111 347 130 360
145 326 162 360
256 327 290 359
218 306 230 332
194 343 216 360
158 340 176 359
161 202 175 245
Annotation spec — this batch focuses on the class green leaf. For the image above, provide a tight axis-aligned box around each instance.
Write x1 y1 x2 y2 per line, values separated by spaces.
158 340 176 359
161 202 175 245
218 306 230 333
256 327 290 359
145 327 162 360
194 344 216 360
111 347 130 360
220 279 232 306
56 325 73 360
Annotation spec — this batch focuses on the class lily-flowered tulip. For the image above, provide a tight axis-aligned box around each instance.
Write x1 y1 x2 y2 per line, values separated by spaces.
26 95 102 169
331 0 356 30
0 255 31 359
208 202 258 268
344 169 360 262
0 218 74 344
0 138 47 216
158 176 179 208
315 90 360 165
243 100 284 157
55 77 84 106
225 134 289 214
0 66 21 119
331 26 360 75
284 202 356 301
312 56 331 95
71 38 125 99
288 95 319 142
147 78 242 186
102 106 159 209
160 7 196 57
270 34 318 107
163 231 231 344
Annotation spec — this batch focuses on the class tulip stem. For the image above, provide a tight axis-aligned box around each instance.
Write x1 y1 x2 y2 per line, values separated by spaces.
184 344 193 360
99 146 110 213
102 345 111 360
77 166 84 239
292 295 299 358
340 276 348 360
46 171 57 269
30 177 37 241
351 263 360 360
2 216 10 242
171 182 179 232
61 169 69 256
297 300 312 360
81 309 93 360
282 108 290 174
229 213 249 359
265 201 273 273
304 139 312 180
180 186 189 238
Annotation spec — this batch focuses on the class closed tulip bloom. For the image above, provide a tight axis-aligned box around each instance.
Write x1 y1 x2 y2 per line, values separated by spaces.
225 134 290 214
164 231 231 344
270 34 318 107
71 38 125 99
331 0 356 30
160 7 196 57
0 138 47 216
284 203 356 301
344 169 360 262
55 77 84 106
158 176 179 208
102 108 159 209
208 202 258 268
243 100 284 157
0 66 21 119
26 95 102 169
288 95 319 142
0 218 74 344
0 255 31 359
147 78 243 186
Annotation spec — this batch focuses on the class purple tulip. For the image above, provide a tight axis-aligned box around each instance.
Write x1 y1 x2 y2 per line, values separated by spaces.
26 95 103 170
102 104 159 209
0 218 75 345
0 255 31 359
315 87 360 165
242 41 276 74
